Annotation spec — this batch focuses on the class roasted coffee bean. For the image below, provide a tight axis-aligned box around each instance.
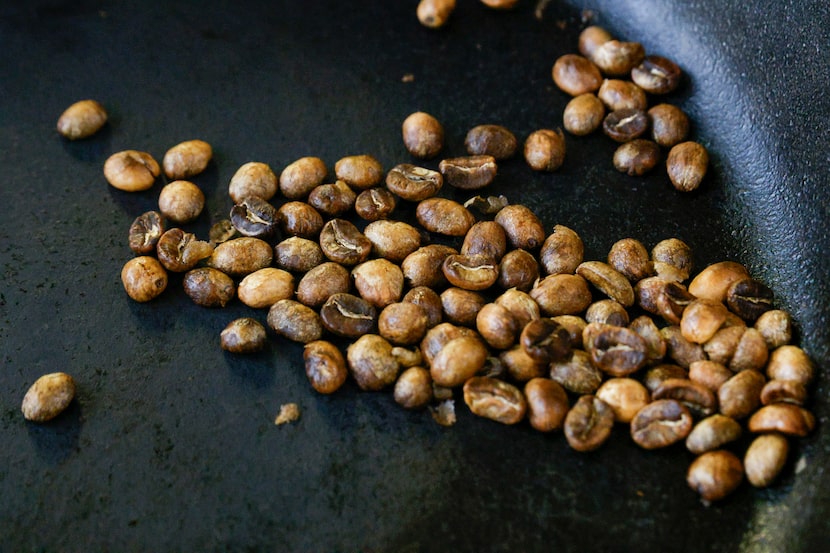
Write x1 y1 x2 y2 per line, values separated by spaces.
279 156 327 199
307 180 356 217
277 201 324 239
229 196 279 239
523 129 566 172
550 350 603 394
464 377 527 424
500 346 546 382
354 188 397 221
461 221 508 262
57 99 107 139
613 139 660 176
150 222 201 269
121 256 168 302
685 414 742 455
530 274 592 316
304 340 348 394
628 315 666 363
689 261 750 303
441 287 487 327
129 211 165 255
577 261 634 306
353 258 404 308
498 249 539 291
495 204 546 250
21 372 76 422
296 262 350 308
183 267 235 307
220 318 267 353
442 254 499 291
660 325 706 368
479 0 519 8
630 399 693 449
463 194 509 215
648 103 690 148
540 225 584 275
333 154 383 190
237 268 294 309
520 318 571 364
725 278 774 322
602 109 648 142
394 366 433 408
495 288 541 330
766 345 814 386
416 0 455 29
475 303 518 350
564 395 615 452
552 54 603 96
346 334 400 391
634 277 695 324
364 220 421 262
652 238 694 283
596 378 651 423
744 434 789 488
760 380 808 406
320 293 378 338
274 236 323 272
590 40 645 76
163 139 212 180
416 198 475 236
552 315 587 349
524 378 569 432
104 150 160 192
680 299 729 344
439 155 498 190
748 404 815 437
209 219 239 246
653 378 718 418
402 112 444 159
420 322 479 366
729 328 769 372
402 244 457 288
585 299 629 327
631 55 682 94
158 180 205 224
403 286 443 329
687 450 744 502
267 299 323 343
430 336 488 387
228 161 278 203
703 326 745 365
688 360 733 393
597 79 647 112
578 25 612 58
755 310 792 349
667 141 709 192
563 93 605 136
719 370 766 420
386 164 443 201
319 219 372 265
589 324 649 377
464 124 518 160
208 237 272 277
643 364 689 393
378 302 428 346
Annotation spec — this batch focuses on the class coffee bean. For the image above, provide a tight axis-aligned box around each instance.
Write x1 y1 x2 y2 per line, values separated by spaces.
602 109 648 142
495 204 546 250
766 345 814 386
634 276 695 324
230 196 279 240
440 287 487 327
524 378 569 432
220 318 268 353
530 274 592 316
307 180 356 217
183 267 235 307
653 378 718 418
744 433 789 488
237 268 294 309
163 139 212 180
628 315 666 363
208 237 273 277
394 366 434 408
121 256 168 302
552 315 588 349
729 328 769 372
267 299 323 343
416 0 455 29
495 288 541 330
724 278 774 322
718 369 766 420
631 55 682 94
590 40 645 76
128 211 166 255
630 399 693 449
304 340 348 394
589 324 649 377
362 220 421 263
274 236 324 273
523 129 566 172
521 318 571 364
21 372 76 422
760 379 808 406
479 0 519 8
748 404 815 437
463 194 509 215
346 334 400 391
403 286 443 329
442 254 499 291
597 79 647 112
228 161 278 203
378 302 428 345
500 346 546 382
596 378 651 423
552 54 603 96
439 155 498 190
660 325 706 368
464 377 527 425
648 103 690 148
461 221 508 263
689 261 751 303
319 219 372 266
465 124 518 160
57 99 107 140
296 262 350 308
497 249 539 291
667 141 709 192
687 450 744 502
642 364 689 393
680 299 729 344
702 326 745 365
402 112 444 159
420 322 478 367
158 180 205 224
577 261 635 306
386 164 443 201
475 303 518 350
564 395 615 451
353 258 404 308
280 156 328 199
277 201 324 239
430 336 488 387
354 188 397 221
402 244 457 288
104 150 160 192
550 350 603 394
540 225 584 275
585 299 629 327
416 198 475 236
321 293 378 338
755 310 792 349
652 238 693 283
563 93 605 136
578 25 612 58
685 414 742 455
688 360 733 393
613 139 660 176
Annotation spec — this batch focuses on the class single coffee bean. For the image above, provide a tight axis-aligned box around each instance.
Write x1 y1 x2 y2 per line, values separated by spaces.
495 204 546 250
689 261 750 303
128 211 166 255
590 40 645 76
628 315 666 363
420 322 479 366
319 219 372 266
440 287 487 327
552 54 603 96
635 277 695 324
687 450 744 502
230 196 279 239
121 256 168 302
498 249 539 291
403 286 443 329
577 261 635 306
183 267 235 307
464 124 518 160
596 378 651 423
354 187 397 221
680 299 729 344
530 274 592 316
760 379 808 406
304 340 348 394
578 25 612 58
660 325 706 368
729 327 769 372
378 302 428 346
653 378 718 418
163 139 212 180
748 404 815 437
652 237 694 282
602 109 648 142
476 303 518 350
346 334 400 391
552 315 588 349
352 258 404 308
495 288 541 330
718 370 766 420
439 155 498 190
307 180 356 218
500 346 546 382
725 278 774 322
57 99 107 140
464 377 527 425
104 150 160 192
402 112 444 159
364 220 421 262
631 55 682 94
237 268 294 309
21 372 76 422
394 366 433 408
755 310 792 349
685 414 742 455
461 221 508 263
208 237 272 277
766 345 814 386
274 236 324 273
228 161 278 203
589 324 649 377
267 299 323 343
630 399 693 449
688 360 734 393
320 293 378 338
277 201 324 239
402 244 457 288
209 219 239 246
524 129 566 172
564 395 615 452
442 254 499 291
479 0 519 8
430 336 488 388
550 350 603 394
416 0 456 29
613 139 660 176
520 318 571 364
744 433 789 488
540 225 584 275
220 318 267 353
667 141 709 192
585 299 629 327
416 198 475 236
563 93 605 136
643 364 689 393
296 262 350 308
703 326 745 365
386 163 443 201
648 103 690 148
333 154 383 190
597 79 647 111
524 378 569 432
279 156 327 199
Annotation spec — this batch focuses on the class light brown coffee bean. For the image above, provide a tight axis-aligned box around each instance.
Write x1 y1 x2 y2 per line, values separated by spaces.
461 221 508 263
476 303 518 350
157 180 205 224
552 315 588 349
653 378 718 418
630 399 693 449
563 93 605 136
530 274 592 316
403 286 443 329
121 256 168 302
402 112 444 159
760 379 808 406
364 220 421 262
652 238 693 282
464 377 527 424
440 287 487 327
613 139 661 176
680 299 729 344
540 225 584 275
718 370 766 420
729 328 769 372
495 205 547 251
304 340 348 394
21 372 76 422
585 299 629 327
430 336 488 388
596 378 650 423
590 40 645 76
755 310 792 349
385 164 443 201
228 162 278 203
495 288 541 330
280 156 328 199
353 259 404 308
237 268 294 309
667 141 709 192
577 261 635 306
402 244 457 288
635 277 695 324
597 79 647 111
104 150 160 192
267 299 323 343
163 139 212 180
766 345 814 386
354 187 397 221
465 124 518 160
642 364 689 393
498 249 539 291
685 414 742 455
648 103 690 148
524 378 569 432
420 322 479 367
744 433 789 488
500 346 546 382
220 318 267 354
296 262 350 308
416 0 456 29
660 325 706 368
308 180 356 218
550 350 603 394
378 302 428 346
416 198 475 236
748 404 815 437
394 366 433 408
687 450 744 502
183 267 235 307
319 219 372 266
689 261 750 303
552 54 603 96
578 25 612 58
524 129 566 172
564 395 615 452
346 334 400 391
628 315 666 363
156 228 213 273
57 99 107 139
689 360 733 393
703 326 745 365
335 154 383 190
439 155 498 190
208 237 273 277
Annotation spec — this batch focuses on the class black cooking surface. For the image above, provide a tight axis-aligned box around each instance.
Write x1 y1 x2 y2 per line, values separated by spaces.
1 1 828 551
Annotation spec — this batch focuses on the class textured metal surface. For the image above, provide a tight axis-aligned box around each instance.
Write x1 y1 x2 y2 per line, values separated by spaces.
1 0 828 551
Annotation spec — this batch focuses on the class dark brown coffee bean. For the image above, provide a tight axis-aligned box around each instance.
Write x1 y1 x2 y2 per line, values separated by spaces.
726 278 774 322
660 325 706 368
220 318 267 353
228 162 278 203
364 220 421 263
158 180 205 224
564 395 615 451
550 350 603 394
760 379 808 406
495 204 546 251
296 262 350 308
552 54 602 96
183 267 235 308
129 211 165 255
748 404 815 437
442 254 499 291
475 303 518 350
237 268 294 309
465 124 518 160
394 366 433 408
540 225 584 275
385 164 443 201
440 287 487 327
643 364 689 393
208 237 272 277
416 198 475 236
319 219 372 266
334 154 383 190
563 93 605 136
653 378 718 418
597 79 647 112
577 261 634 306
209 219 239 246
354 188 397 221
578 25 612 58
439 155 498 190
267 299 323 343
402 112 444 159
464 377 527 424
121 256 168 302
530 274 592 316
498 249 539 291
520 318 571 364
431 336 488 388
648 103 690 148
524 129 566 172
403 286 443 329
156 228 213 273
630 399 693 449
280 156 327 199
596 378 651 423
680 299 729 344
463 194 509 215
719 370 766 420
631 55 682 94
603 109 648 142
346 334 400 391
552 315 587 349
685 414 742 455
635 277 695 324
613 139 660 176
402 244 457 288
500 346 546 382
744 434 789 488
589 324 649 377
688 360 733 393
667 141 709 192
378 302 428 346
687 450 744 502
277 201 324 239
524 378 569 432
590 40 645 76
461 221 508 263
755 310 792 349
320 293 378 338
585 299 629 327
307 180 356 218
352 258 404 308
304 340 348 394
495 288 541 330
230 196 279 240
274 236 323 273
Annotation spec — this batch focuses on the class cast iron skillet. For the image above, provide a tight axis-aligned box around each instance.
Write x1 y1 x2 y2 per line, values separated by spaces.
1 0 828 551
